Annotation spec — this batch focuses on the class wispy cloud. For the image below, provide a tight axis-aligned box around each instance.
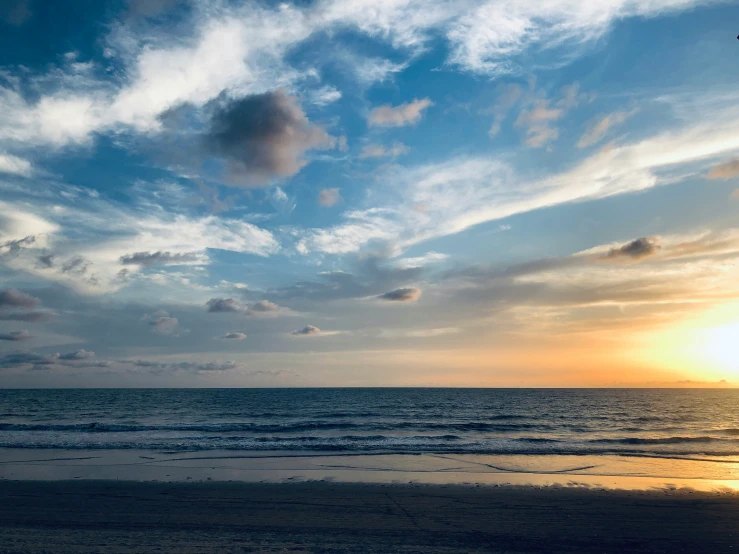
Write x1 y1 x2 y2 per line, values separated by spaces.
368 98 433 127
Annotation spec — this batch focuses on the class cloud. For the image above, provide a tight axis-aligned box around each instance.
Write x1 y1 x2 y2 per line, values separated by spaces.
0 330 30 341
0 350 111 370
310 85 342 106
61 256 90 275
0 288 40 309
707 159 739 180
378 287 422 302
291 325 321 336
250 300 279 313
0 0 31 26
368 98 433 127
403 327 460 338
120 251 202 267
204 90 336 185
487 84 522 138
206 297 244 313
360 142 410 159
221 332 247 340
515 100 564 148
119 359 238 372
318 188 341 207
601 237 661 261
578 109 637 148
141 310 181 335
0 152 32 176
37 254 54 268
205 297 286 317
0 311 55 322
58 349 96 361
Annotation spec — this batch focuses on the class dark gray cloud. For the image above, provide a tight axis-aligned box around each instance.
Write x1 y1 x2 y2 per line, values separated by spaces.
0 288 40 309
0 330 30 341
0 311 54 322
206 298 282 316
120 359 238 372
222 332 247 340
204 90 335 185
378 287 422 302
61 256 90 275
37 254 55 268
291 325 320 336
0 350 110 370
602 237 660 261
206 297 244 313
0 0 31 26
0 235 36 257
120 251 200 267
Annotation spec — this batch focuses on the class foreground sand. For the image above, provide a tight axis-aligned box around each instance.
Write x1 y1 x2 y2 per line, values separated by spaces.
1 481 738 553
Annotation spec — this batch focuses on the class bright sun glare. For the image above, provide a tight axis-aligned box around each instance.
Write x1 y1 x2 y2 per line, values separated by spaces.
701 322 739 372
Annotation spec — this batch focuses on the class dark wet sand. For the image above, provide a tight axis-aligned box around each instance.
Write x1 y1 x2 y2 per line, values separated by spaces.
1 481 738 553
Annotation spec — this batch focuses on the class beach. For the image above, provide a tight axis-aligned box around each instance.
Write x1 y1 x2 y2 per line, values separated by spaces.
1 480 738 553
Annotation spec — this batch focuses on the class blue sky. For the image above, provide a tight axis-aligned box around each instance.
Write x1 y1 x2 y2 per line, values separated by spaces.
1 0 738 387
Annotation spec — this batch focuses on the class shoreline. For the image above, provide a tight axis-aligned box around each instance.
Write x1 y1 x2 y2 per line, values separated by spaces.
1 480 738 553
2 448 739 492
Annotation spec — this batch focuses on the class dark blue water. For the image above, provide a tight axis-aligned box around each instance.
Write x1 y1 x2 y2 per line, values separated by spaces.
1 389 738 457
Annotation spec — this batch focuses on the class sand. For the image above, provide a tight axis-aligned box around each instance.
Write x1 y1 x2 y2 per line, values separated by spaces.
1 480 738 553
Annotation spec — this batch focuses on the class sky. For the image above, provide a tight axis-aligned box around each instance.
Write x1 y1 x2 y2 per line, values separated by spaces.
1 0 738 387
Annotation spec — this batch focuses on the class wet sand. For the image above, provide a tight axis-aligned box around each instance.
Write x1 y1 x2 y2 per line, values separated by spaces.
1 480 738 553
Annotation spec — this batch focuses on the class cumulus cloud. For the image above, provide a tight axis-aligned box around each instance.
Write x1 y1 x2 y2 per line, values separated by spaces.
206 297 244 313
120 251 201 267
291 325 321 336
221 332 247 340
141 310 181 335
368 98 433 127
601 237 661 261
204 90 336 185
378 287 422 302
360 142 410 159
119 359 238 372
318 188 341 207
0 330 30 341
578 109 637 148
707 159 739 180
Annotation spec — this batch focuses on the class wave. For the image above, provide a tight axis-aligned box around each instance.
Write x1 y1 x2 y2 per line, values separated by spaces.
0 421 557 434
1 433 739 456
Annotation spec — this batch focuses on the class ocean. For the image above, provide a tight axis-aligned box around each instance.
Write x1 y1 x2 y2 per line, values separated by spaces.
1 388 738 458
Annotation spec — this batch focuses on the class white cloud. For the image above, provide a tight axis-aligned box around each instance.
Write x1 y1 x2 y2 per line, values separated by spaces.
0 153 33 176
297 94 739 257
